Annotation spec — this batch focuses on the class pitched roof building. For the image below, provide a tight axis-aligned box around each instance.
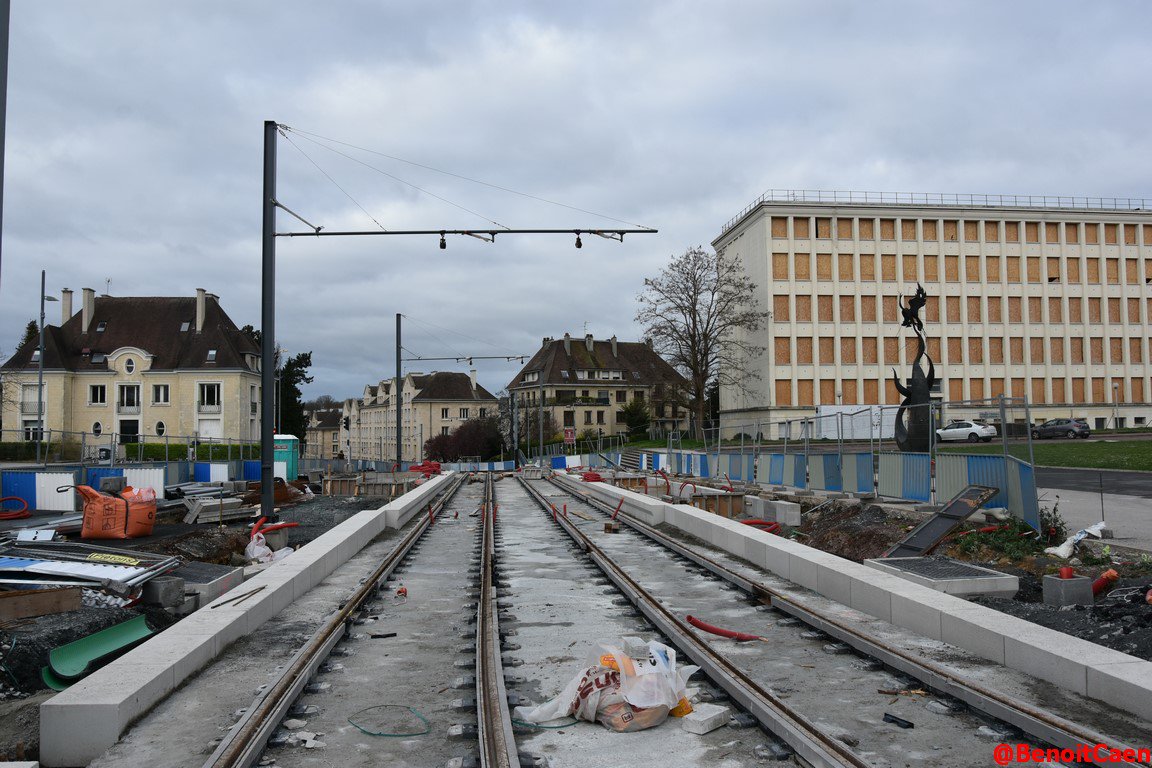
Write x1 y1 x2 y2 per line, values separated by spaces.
341 370 499 462
507 333 690 443
304 408 342 459
1 287 261 445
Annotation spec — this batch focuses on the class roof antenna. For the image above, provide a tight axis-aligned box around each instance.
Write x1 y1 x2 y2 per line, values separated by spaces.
104 277 111 296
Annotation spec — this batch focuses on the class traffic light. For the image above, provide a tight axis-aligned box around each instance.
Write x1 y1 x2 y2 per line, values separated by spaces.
343 417 350 430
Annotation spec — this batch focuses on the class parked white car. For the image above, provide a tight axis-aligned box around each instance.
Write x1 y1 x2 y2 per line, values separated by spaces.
935 420 997 443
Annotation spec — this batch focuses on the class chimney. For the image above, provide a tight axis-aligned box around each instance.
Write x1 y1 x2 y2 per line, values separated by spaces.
195 288 206 333
563 333 571 355
60 288 73 325
610 335 618 358
81 288 95 333
585 334 594 352
470 369 477 392
542 336 552 348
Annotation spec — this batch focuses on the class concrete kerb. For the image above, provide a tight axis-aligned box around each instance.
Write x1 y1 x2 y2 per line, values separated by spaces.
38 472 455 768
556 475 1152 724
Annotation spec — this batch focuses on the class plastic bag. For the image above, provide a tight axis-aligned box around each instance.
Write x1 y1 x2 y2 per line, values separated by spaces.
514 638 699 732
244 531 293 563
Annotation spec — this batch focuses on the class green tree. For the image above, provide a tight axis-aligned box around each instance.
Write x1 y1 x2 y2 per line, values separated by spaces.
620 397 651 438
20 320 38 349
636 246 768 437
278 351 313 439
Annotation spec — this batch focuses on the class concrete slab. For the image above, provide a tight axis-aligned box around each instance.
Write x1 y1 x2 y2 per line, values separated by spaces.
1086 660 1152 722
40 663 175 767
1003 623 1139 695
863 558 1019 598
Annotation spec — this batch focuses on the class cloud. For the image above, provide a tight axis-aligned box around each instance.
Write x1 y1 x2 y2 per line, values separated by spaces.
2 0 1150 400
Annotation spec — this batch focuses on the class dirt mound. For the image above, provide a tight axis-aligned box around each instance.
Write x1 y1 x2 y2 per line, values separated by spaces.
797 502 918 562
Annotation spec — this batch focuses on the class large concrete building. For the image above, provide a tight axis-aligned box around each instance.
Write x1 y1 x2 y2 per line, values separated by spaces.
714 191 1152 433
508 333 690 441
1 287 261 445
341 371 498 462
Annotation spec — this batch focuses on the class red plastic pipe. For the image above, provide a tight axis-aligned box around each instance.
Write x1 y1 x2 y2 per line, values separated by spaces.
741 519 781 534
1092 569 1119 597
0 497 30 520
686 615 763 642
656 469 671 496
250 516 268 538
256 522 299 533
612 498 625 521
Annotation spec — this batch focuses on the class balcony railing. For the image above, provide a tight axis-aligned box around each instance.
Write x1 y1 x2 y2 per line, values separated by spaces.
198 401 222 414
116 403 141 415
250 402 258 415
19 401 42 413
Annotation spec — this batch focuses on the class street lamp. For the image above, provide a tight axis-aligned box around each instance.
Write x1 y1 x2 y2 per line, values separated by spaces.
36 270 58 465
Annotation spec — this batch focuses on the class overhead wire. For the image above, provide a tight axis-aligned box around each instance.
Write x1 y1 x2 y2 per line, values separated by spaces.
279 128 389 232
283 125 651 230
281 127 509 230
402 313 523 358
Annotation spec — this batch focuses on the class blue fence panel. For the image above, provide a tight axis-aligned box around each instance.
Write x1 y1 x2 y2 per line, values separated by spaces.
1007 457 1041 531
696 454 708 477
651 453 660 471
243 460 262 481
902 453 931 502
1 472 37 510
820 455 847 492
85 467 124 487
782 454 808 489
843 453 873 494
550 456 566 469
964 455 1008 509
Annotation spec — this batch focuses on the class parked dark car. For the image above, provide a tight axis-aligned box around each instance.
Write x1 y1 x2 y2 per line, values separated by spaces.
1031 418 1091 439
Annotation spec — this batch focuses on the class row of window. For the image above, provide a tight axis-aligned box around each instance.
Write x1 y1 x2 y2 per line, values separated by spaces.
771 251 1152 285
773 376 1147 407
773 335 1151 366
769 217 1152 245
87 383 220 406
772 294 1152 326
439 407 488 419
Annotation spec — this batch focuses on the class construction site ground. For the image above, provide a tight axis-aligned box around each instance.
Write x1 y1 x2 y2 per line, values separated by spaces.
0 492 385 762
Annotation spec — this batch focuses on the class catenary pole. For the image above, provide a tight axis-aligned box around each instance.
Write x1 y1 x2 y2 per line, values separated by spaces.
260 121 277 518
396 313 402 468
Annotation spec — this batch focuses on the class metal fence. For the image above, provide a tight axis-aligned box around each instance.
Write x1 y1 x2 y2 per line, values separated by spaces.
0 427 261 464
635 396 1042 529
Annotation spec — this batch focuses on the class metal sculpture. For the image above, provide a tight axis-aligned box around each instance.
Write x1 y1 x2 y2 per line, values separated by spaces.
892 283 936 452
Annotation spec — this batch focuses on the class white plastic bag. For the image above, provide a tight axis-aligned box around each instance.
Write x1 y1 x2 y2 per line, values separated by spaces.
514 638 699 732
244 531 293 563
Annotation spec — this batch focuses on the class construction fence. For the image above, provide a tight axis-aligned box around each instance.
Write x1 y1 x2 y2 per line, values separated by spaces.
630 397 1042 530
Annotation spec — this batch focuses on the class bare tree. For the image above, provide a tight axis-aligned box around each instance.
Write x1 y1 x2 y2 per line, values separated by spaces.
635 246 768 437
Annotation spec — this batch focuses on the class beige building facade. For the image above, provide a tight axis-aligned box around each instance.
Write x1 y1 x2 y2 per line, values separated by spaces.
508 334 691 441
1 288 261 445
713 191 1152 433
341 371 498 463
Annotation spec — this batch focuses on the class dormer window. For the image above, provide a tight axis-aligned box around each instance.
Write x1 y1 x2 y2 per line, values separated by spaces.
180 321 191 332
96 321 107 332
92 353 107 364
125 358 135 374
30 350 40 362
207 349 217 362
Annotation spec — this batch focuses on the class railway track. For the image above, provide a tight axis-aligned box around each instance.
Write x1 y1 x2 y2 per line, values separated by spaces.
199 472 526 768
90 471 1149 768
519 474 1150 768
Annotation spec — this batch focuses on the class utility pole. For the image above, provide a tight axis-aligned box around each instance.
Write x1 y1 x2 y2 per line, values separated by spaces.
395 313 402 468
260 121 277 518
538 372 544 461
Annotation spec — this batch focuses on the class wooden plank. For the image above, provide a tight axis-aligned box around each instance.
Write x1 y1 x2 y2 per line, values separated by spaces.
0 587 82 621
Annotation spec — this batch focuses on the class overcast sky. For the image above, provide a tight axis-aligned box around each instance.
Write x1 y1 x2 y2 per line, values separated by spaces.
2 1 1149 402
